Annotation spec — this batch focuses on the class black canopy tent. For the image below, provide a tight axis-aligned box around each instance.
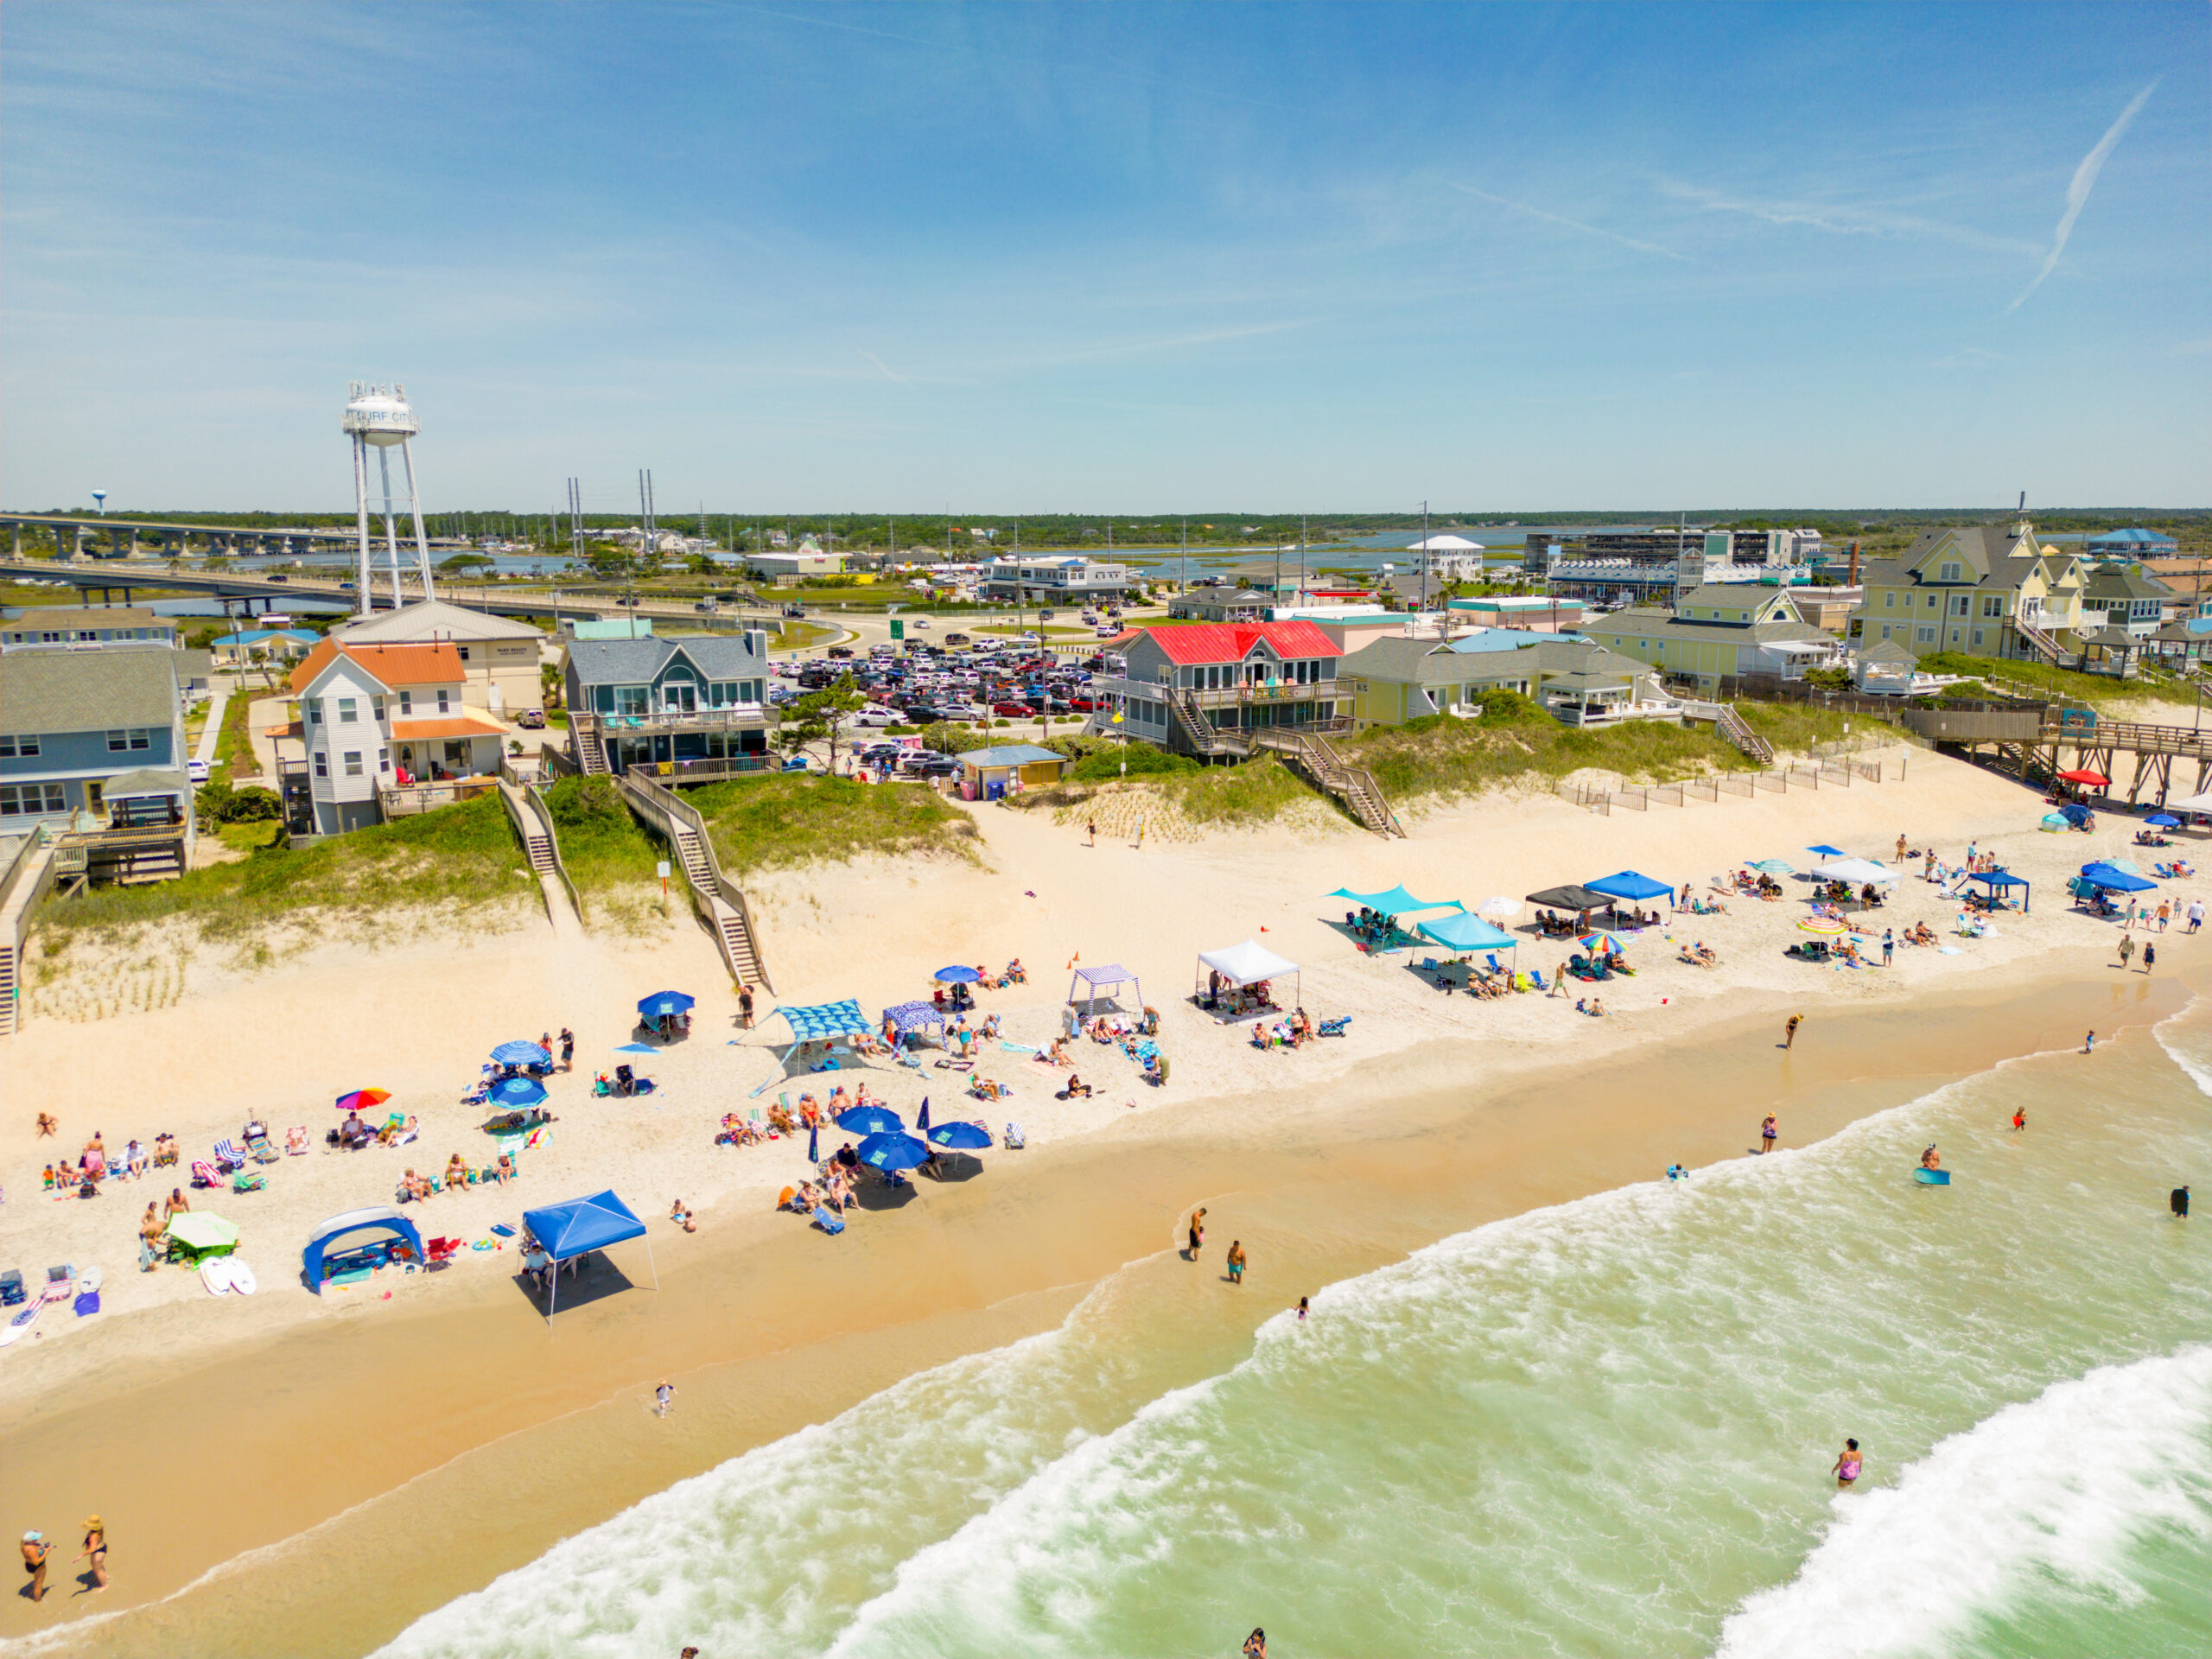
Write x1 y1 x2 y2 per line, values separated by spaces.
1525 885 1619 912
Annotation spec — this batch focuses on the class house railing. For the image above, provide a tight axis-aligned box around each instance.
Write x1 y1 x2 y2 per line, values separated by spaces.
575 706 767 735
378 778 498 817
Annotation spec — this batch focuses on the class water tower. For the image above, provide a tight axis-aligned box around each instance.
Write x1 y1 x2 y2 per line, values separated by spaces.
342 382 436 615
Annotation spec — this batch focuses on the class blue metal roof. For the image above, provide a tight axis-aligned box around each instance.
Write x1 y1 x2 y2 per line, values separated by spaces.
958 744 1065 768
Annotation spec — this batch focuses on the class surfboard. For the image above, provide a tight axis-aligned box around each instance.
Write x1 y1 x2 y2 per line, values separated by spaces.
1914 1167 1952 1185
227 1261 257 1296
201 1257 234 1296
0 1301 41 1346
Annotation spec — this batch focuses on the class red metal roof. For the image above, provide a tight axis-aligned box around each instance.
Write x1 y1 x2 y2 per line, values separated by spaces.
1130 621 1340 664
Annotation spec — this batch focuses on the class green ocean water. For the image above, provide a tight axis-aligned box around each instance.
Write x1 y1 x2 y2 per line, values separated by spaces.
383 1007 2212 1659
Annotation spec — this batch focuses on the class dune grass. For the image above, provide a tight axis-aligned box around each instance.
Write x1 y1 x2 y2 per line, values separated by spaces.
687 773 981 877
539 776 662 890
1915 652 2175 710
37 792 531 944
1348 694 1756 801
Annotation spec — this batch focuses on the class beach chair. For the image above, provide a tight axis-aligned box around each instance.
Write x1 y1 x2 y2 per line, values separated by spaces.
190 1159 223 1189
0 1270 24 1308
424 1236 461 1268
1316 1016 1351 1038
231 1171 265 1194
812 1205 847 1236
211 1140 247 1173
1001 1122 1027 1149
285 1127 308 1156
248 1132 281 1164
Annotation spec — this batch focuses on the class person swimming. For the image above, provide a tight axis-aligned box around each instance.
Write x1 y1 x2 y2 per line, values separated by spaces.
1921 1145 1942 1170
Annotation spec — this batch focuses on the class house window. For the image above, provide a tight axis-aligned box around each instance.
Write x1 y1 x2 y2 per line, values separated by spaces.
1926 594 1939 609
308 700 323 725
1884 592 1895 609
1879 625 1892 641
1939 562 1962 582
0 733 36 757
399 690 413 715
378 747 391 772
373 697 385 720
1982 596 2004 618
313 752 328 779
1972 629 1985 647
437 689 451 714
105 728 150 752
337 698 358 722
1916 626 1937 644
343 751 364 778
0 784 67 817
457 645 471 662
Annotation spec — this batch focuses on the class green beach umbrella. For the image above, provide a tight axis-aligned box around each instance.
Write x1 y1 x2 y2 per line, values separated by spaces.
1749 860 1794 874
165 1212 239 1252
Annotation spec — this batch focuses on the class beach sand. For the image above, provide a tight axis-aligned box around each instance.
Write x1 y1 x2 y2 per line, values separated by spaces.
1 744 2200 1649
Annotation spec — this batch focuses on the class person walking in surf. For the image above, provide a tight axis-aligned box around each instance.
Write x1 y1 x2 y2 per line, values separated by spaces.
1226 1240 1247 1285
1186 1207 1205 1260
2012 1106 2026 1132
1832 1439 1862 1489
1783 1014 1802 1050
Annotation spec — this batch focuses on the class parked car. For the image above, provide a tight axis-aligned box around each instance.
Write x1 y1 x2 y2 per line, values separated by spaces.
827 645 855 659
911 618 932 629
851 708 899 728
187 758 211 784
991 701 1031 717
516 709 547 729
916 756 961 778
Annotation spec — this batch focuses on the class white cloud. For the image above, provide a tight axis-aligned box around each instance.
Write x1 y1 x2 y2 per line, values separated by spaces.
2009 81 2159 312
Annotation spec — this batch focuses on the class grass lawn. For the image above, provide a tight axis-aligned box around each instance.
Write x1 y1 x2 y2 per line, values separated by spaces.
212 684 261 783
37 792 531 944
687 773 981 876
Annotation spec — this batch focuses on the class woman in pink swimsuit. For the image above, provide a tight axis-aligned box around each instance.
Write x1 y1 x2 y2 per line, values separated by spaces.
1832 1438 1862 1488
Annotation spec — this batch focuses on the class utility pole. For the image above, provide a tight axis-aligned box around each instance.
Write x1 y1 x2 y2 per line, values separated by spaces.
1420 499 1429 615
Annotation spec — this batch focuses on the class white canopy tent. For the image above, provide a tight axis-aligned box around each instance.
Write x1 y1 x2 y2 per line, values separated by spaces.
2163 791 2212 815
1197 939 1300 1013
1810 858 1898 885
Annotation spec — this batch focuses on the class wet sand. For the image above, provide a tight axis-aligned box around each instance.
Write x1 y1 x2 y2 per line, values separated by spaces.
3 965 2187 1658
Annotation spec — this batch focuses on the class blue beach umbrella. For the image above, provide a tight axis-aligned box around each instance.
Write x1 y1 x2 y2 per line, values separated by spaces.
637 990 695 1018
492 1040 550 1066
926 1121 992 1152
613 1043 657 1055
1806 844 1846 858
857 1130 931 1172
2147 814 2181 828
807 1122 819 1162
917 1096 932 1131
836 1103 905 1135
488 1076 547 1108
933 965 981 984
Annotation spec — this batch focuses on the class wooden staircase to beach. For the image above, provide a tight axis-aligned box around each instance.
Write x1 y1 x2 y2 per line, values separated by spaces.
574 719 611 776
2014 617 2067 666
613 771 773 993
1254 728 1405 838
496 780 582 929
1170 690 1244 757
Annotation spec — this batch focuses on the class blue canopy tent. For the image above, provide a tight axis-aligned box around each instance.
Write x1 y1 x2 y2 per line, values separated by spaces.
1326 884 1464 918
1069 962 1143 1018
880 1001 944 1051
1584 870 1674 906
776 999 874 1075
2081 863 2156 893
1967 870 2032 913
303 1206 425 1293
522 1189 655 1318
1417 912 1518 955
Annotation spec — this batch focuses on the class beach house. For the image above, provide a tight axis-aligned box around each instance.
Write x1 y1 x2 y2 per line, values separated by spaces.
0 605 180 650
1338 634 1670 730
1096 622 1343 756
287 642 506 833
560 632 772 779
1843 521 2093 664
1167 588 1274 624
1586 584 1841 692
333 599 546 720
0 650 195 880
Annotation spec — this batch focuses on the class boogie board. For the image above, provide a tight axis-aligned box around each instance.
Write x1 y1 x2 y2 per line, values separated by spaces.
228 1261 258 1296
201 1257 235 1296
76 1267 104 1296
1914 1167 1952 1185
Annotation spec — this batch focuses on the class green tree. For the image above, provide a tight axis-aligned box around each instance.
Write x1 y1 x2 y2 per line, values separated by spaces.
776 671 868 772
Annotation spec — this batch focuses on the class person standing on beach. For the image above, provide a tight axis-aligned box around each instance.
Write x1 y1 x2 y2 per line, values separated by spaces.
1783 1014 1802 1050
20 1531 49 1601
1226 1241 1247 1285
2173 1185 2190 1219
1883 928 1894 966
1896 833 1908 861
2012 1107 2026 1132
2157 900 2171 932
1833 1439 1862 1489
655 1382 675 1417
1296 1296 1309 1321
1760 1114 1778 1154
1086 820 1096 847
2085 1030 2096 1053
2190 899 2204 934
559 1027 575 1071
1186 1207 1206 1260
2120 936 2136 969
740 985 755 1028
2144 941 2158 974
71 1517 105 1592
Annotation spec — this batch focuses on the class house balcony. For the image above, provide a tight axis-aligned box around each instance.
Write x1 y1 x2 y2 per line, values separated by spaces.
378 777 499 817
1095 675 1343 707
574 706 766 738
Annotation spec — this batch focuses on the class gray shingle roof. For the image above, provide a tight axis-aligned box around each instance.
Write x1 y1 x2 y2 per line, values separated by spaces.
565 634 766 687
0 650 178 734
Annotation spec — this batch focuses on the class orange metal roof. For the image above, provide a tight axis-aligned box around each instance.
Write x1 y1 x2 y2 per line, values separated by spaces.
390 714 506 741
289 639 467 695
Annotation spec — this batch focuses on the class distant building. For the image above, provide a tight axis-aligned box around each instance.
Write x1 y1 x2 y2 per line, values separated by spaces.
747 550 845 581
1338 632 1669 730
1586 585 1841 691
1845 522 2093 663
212 628 321 666
1446 595 1586 632
1404 534 1487 584
0 606 179 650
1169 587 1273 623
2084 528 2178 558
2081 564 2174 638
977 556 1134 606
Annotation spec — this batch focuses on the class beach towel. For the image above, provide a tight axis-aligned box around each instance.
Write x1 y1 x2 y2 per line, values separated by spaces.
73 1290 99 1317
999 1041 1037 1053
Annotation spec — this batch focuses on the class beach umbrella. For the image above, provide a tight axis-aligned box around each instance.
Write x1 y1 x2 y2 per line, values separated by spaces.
1476 897 1522 919
1797 918 1849 935
857 1130 931 1173
612 1043 658 1055
2147 814 2181 828
836 1103 905 1135
637 990 695 1018
1749 860 1794 874
165 1212 238 1252
917 1096 932 1131
807 1122 819 1162
489 1076 548 1108
927 1121 993 1152
2105 858 2143 874
2040 814 2069 830
933 965 981 984
491 1040 549 1066
1576 930 1626 955
334 1088 390 1113
1806 844 1846 857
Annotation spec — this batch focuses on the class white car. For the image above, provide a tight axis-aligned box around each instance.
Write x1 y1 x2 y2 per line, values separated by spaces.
850 708 899 728
188 759 211 784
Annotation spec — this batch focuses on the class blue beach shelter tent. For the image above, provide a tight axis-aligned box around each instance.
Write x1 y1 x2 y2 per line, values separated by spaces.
638 990 695 1018
778 1000 873 1043
303 1207 424 1293
1326 884 1464 918
1584 870 1673 905
1967 870 2033 913
1417 912 1518 955
522 1190 656 1317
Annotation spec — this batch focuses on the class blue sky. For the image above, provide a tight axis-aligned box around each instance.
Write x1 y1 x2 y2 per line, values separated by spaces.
4 2 2204 514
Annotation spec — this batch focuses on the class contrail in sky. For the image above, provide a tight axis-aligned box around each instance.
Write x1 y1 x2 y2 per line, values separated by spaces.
1448 183 1688 261
2010 80 2158 311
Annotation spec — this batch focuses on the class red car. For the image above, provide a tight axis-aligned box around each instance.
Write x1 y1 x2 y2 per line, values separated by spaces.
991 701 1032 717
1068 696 1098 712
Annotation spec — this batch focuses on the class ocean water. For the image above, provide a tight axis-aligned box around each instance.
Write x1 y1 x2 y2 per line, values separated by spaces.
382 1013 2212 1659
